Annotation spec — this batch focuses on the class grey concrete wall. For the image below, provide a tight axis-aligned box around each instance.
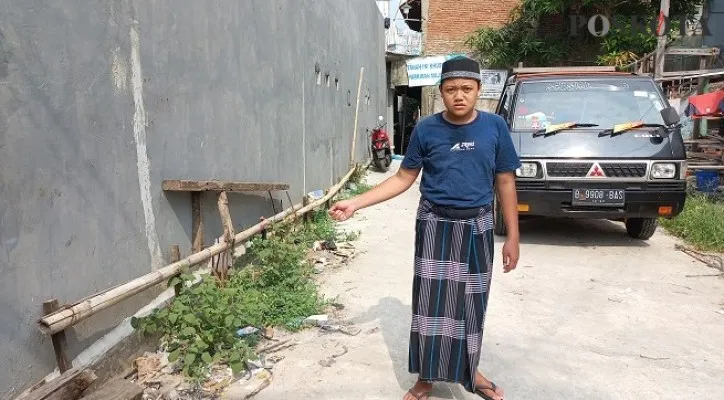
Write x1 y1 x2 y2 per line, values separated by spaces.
0 0 386 396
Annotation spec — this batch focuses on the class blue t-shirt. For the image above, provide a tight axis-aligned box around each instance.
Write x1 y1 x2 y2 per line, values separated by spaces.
401 111 521 208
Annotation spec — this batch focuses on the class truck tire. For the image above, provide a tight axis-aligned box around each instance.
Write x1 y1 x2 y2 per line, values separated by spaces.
625 218 658 240
493 195 507 236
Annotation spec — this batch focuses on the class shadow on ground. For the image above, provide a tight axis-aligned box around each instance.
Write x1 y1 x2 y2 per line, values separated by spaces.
501 217 651 248
352 297 474 400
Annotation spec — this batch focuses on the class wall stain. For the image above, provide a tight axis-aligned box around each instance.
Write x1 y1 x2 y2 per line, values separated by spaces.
0 29 10 79
0 205 19 263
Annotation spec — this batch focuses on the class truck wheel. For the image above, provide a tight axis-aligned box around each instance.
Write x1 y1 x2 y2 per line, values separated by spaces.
493 195 507 236
625 218 658 240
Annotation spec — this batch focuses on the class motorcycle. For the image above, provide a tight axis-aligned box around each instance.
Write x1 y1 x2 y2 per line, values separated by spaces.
368 116 392 172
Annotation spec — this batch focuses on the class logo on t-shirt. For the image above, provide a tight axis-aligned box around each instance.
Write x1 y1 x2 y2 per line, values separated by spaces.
450 141 475 152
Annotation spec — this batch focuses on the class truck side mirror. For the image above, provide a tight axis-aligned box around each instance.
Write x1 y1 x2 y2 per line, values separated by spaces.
660 106 680 126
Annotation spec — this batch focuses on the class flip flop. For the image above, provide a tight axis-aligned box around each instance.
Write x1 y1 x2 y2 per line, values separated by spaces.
475 381 501 400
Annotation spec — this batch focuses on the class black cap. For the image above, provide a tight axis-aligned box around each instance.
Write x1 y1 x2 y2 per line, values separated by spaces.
440 56 481 83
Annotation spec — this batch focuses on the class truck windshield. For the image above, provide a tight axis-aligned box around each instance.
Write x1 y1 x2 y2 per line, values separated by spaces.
511 79 667 131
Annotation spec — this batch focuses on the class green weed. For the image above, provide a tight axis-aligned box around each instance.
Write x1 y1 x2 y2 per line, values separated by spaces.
660 192 724 252
131 205 359 380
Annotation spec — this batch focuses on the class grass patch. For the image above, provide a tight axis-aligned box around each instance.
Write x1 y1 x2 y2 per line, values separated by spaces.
131 206 360 380
660 192 724 252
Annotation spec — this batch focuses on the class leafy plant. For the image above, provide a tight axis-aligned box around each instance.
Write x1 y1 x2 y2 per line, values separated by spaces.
131 272 260 379
131 200 362 379
466 21 569 68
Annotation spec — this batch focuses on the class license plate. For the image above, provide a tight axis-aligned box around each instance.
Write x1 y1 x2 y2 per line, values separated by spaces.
572 188 625 206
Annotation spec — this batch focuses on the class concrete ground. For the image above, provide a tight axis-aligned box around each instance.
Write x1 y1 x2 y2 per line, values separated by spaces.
254 161 724 400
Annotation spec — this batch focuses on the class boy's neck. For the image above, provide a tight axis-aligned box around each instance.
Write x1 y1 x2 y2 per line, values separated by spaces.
443 109 478 125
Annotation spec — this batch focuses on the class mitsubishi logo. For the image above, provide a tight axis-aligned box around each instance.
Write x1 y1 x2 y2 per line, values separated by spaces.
587 163 606 178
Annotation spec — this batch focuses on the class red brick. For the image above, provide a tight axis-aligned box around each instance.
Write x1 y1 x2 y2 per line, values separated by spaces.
423 0 521 55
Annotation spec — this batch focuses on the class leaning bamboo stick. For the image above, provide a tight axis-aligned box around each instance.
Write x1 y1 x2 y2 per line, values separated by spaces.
38 164 362 335
282 165 357 224
349 67 365 164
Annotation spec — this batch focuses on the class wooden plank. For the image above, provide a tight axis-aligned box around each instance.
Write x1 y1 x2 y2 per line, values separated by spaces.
658 68 724 79
666 47 720 56
688 165 724 170
687 151 722 159
191 192 203 254
78 378 144 400
162 180 289 192
18 368 96 400
42 300 70 373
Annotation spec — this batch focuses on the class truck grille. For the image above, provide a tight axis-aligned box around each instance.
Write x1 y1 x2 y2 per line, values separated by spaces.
601 163 647 178
546 162 648 178
546 162 593 177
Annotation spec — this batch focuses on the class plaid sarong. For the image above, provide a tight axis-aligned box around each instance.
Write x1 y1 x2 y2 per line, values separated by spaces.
408 199 494 393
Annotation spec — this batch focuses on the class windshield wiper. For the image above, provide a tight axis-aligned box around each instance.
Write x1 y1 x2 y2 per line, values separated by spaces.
532 122 599 137
598 121 667 137
533 122 600 137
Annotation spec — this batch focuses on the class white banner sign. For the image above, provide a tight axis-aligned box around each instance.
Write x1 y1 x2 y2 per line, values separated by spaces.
406 56 447 87
406 56 507 94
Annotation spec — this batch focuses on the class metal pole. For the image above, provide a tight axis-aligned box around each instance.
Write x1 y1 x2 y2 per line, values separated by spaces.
654 0 670 79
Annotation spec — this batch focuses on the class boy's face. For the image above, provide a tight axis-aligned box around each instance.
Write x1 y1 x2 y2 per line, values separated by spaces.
440 78 480 117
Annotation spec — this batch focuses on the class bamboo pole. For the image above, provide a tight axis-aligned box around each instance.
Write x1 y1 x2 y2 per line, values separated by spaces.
38 164 362 335
350 67 365 165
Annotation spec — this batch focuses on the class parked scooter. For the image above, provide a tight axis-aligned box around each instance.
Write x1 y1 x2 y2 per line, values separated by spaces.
367 116 392 172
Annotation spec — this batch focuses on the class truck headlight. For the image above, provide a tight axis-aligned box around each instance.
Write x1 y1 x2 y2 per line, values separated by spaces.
516 162 539 178
651 163 676 179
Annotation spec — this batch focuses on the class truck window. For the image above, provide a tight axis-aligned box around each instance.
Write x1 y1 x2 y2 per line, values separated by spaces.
511 79 667 130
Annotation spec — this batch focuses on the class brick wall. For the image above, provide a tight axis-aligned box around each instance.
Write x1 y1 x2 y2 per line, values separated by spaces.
424 0 521 55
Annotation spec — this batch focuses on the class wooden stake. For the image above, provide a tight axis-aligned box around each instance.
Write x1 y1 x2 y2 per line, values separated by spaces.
191 192 204 253
302 195 311 223
216 191 234 281
217 191 234 241
42 300 70 373
169 244 180 263
350 67 365 165
38 164 362 335
169 244 181 295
